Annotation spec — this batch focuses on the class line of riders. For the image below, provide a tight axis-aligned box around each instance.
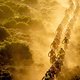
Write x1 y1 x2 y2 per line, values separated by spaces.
42 37 69 80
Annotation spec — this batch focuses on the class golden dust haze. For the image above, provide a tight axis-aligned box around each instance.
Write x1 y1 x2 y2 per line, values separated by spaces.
0 0 80 80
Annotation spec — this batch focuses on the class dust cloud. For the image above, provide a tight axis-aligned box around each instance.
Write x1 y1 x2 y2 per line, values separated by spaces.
0 0 80 80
